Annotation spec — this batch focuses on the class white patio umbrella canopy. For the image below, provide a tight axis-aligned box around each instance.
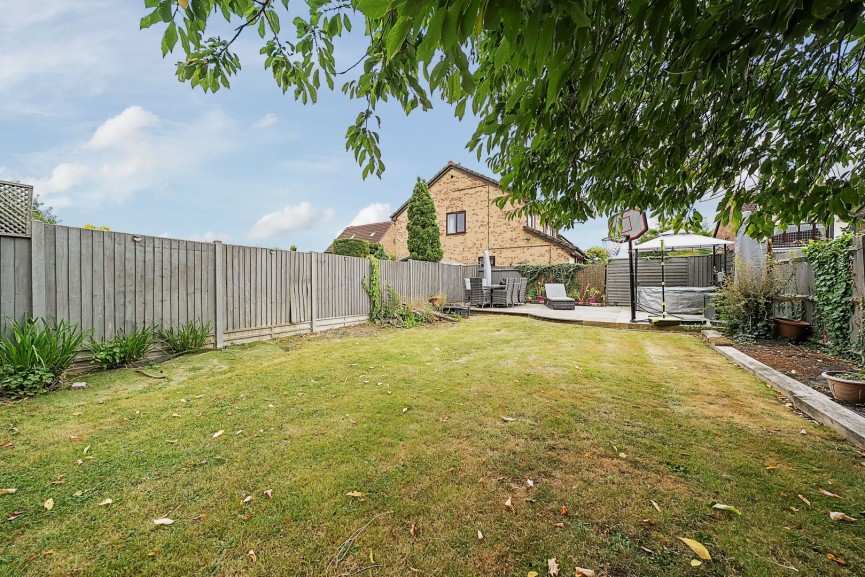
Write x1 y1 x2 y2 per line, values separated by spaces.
482 249 493 286
634 232 733 251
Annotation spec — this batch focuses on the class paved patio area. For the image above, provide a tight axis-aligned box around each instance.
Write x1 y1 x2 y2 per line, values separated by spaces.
470 303 707 330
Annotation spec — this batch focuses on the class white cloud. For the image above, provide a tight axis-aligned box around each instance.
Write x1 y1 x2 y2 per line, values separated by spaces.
85 105 159 150
24 105 241 207
252 113 278 129
248 202 335 239
187 231 232 243
349 202 392 226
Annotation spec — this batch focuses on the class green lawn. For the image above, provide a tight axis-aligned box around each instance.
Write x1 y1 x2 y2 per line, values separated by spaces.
1 316 863 576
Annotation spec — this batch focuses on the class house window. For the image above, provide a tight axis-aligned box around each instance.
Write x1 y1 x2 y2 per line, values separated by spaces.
526 214 537 229
446 211 466 235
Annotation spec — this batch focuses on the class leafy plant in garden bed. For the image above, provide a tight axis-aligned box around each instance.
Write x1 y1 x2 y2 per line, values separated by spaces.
803 234 856 358
515 264 585 293
88 327 156 370
715 258 783 342
158 321 212 353
0 316 88 397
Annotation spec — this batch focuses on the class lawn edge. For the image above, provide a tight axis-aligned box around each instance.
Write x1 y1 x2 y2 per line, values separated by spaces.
470 307 694 332
702 330 865 449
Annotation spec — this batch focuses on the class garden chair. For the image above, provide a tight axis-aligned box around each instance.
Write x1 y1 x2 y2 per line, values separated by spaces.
544 283 576 310
469 277 490 308
506 278 518 307
492 279 510 307
518 278 527 304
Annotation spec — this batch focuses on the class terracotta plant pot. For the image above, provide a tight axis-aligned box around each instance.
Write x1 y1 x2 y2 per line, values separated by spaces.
588 297 599 304
822 371 865 403
772 317 811 342
429 296 444 307
538 296 545 303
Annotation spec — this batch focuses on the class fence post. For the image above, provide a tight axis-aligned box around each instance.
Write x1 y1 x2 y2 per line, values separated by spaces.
30 220 46 320
213 241 225 348
409 259 414 299
310 253 318 332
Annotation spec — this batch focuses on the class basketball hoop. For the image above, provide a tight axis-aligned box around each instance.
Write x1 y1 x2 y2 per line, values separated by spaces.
601 236 622 257
608 208 649 242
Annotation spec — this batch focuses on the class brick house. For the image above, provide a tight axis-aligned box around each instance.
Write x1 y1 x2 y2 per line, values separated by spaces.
334 162 583 265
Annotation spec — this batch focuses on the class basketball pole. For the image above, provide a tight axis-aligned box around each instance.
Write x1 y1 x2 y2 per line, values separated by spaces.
628 237 636 323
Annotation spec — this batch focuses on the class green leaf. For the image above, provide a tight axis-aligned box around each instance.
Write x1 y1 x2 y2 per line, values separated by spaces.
386 18 412 60
357 0 392 20
161 22 178 56
568 2 591 28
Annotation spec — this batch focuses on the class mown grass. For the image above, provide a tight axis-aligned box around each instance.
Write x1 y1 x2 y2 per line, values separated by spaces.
1 316 863 576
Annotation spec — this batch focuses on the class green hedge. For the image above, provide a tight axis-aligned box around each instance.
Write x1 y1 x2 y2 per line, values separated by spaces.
333 238 371 257
333 238 388 259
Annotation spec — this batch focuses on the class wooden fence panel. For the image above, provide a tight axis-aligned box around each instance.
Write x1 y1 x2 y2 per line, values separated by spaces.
0 235 31 332
606 256 700 306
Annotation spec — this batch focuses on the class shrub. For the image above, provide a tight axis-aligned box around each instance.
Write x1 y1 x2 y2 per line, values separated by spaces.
407 178 443 262
0 316 88 396
802 235 855 356
369 242 388 259
88 327 155 369
159 321 212 353
715 259 783 342
333 238 371 257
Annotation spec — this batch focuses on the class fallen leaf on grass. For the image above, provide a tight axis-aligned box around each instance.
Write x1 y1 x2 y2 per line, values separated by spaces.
409 522 419 537
43 498 54 511
247 550 257 563
526 479 534 490
528 572 539 577
553 522 565 528
651 500 661 512
820 489 842 499
98 499 113 506
827 553 846 565
171 413 181 418
0 489 16 495
477 529 483 540
73 491 83 497
640 546 654 554
212 430 224 438
402 407 409 414
193 513 208 521
712 503 742 515
505 496 515 513
690 559 702 567
1 441 13 448
67 435 87 441
548 557 559 576
501 416 517 422
765 465 778 470
797 494 811 506
642 518 656 525
153 517 174 526
263 489 273 499
829 511 857 522
242 495 253 504
678 537 711 560
575 568 596 577
6 511 24 521
369 550 375 563
560 505 569 516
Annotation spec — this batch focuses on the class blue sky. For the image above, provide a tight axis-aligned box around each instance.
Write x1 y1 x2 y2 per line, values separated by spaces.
0 2 697 252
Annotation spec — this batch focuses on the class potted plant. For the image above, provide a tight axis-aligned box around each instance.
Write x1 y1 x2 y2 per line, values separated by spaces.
587 288 601 304
537 288 546 304
526 287 538 304
822 369 865 403
772 317 811 342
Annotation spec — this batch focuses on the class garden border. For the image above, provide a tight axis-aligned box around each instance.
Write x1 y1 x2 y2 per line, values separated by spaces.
702 330 865 449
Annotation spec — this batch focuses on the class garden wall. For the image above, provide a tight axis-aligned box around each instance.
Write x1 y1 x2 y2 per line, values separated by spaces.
1 222 472 346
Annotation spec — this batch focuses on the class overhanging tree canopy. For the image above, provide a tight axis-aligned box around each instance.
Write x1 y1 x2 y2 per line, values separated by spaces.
143 0 865 237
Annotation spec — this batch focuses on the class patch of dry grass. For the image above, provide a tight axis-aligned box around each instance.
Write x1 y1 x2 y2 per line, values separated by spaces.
1 316 863 576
